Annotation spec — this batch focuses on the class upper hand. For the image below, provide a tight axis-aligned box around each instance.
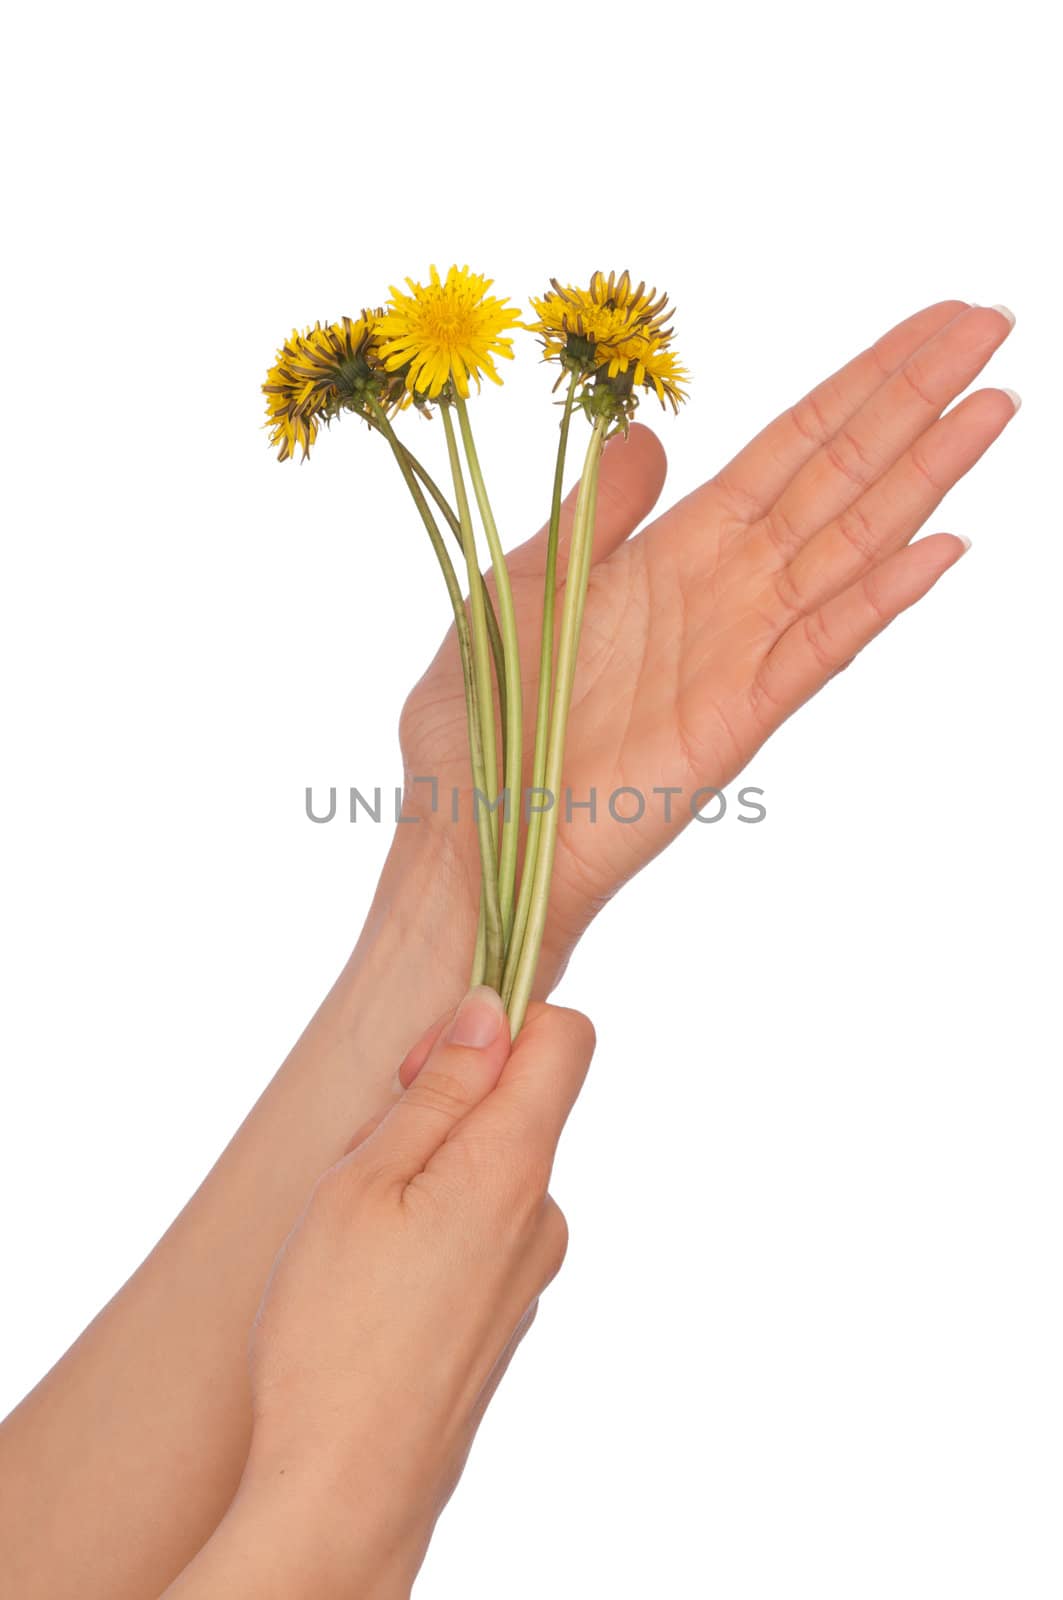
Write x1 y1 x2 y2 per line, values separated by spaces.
399 301 1016 984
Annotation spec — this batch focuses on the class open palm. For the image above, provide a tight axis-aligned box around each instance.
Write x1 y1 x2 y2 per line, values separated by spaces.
399 300 1015 985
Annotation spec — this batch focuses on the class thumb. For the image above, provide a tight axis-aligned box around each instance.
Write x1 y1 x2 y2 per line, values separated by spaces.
359 986 511 1183
505 422 667 584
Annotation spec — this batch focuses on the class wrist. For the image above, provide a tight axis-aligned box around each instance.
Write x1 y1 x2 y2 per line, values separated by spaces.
339 820 477 1042
356 817 477 987
339 809 570 1056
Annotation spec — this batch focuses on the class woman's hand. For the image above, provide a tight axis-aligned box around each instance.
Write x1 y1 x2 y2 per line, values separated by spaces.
162 992 595 1599
399 300 1017 982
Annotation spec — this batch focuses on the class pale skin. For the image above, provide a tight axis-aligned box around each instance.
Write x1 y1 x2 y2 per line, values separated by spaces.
163 992 593 1599
0 301 1016 1597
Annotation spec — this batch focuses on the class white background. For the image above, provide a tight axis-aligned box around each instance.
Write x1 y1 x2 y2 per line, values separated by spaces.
1 1 1059 1594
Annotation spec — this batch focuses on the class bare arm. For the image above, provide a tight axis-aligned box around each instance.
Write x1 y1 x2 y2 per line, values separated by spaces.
0 299 1017 1598
0 830 474 1598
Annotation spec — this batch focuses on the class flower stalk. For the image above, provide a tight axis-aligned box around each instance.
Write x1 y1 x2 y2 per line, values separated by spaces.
440 400 504 989
367 396 503 987
374 433 509 756
503 369 579 998
439 404 499 825
454 394 523 941
504 413 608 1031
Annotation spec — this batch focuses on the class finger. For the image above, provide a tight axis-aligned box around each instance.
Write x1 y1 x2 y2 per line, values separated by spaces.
432 1003 595 1189
759 305 1014 559
358 986 511 1183
347 1011 455 1152
709 299 970 522
505 423 667 584
773 387 1018 619
752 533 968 723
342 1108 389 1157
396 1010 451 1090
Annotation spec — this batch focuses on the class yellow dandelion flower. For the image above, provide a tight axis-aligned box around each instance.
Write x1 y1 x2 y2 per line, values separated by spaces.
529 270 688 421
377 264 522 401
263 312 388 462
626 340 690 413
578 333 690 421
528 269 675 378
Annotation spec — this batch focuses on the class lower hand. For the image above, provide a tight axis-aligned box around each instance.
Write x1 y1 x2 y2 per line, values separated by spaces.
164 992 595 1598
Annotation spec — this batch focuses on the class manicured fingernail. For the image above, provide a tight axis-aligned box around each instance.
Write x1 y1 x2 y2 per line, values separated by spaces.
990 304 1016 328
957 535 973 553
446 986 505 1048
1000 387 1022 412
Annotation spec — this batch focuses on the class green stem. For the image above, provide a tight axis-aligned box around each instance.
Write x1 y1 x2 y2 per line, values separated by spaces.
505 415 608 1033
471 903 486 987
410 446 496 989
454 394 523 945
401 446 508 757
502 370 578 1001
440 400 503 989
439 405 499 832
366 397 503 988
361 413 508 759
406 451 505 966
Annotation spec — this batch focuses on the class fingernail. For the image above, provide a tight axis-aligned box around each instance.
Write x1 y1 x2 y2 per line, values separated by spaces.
990 304 1016 328
446 986 505 1048
1000 387 1022 412
957 535 973 553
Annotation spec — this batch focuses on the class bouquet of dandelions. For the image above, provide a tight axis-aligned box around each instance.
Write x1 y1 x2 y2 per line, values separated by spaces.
263 267 687 1032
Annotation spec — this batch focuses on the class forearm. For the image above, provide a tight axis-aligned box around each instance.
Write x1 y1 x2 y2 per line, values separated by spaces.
0 824 473 1600
160 1472 416 1600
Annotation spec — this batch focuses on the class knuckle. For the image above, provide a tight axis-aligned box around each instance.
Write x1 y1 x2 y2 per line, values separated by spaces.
762 500 803 561
551 1004 597 1061
397 680 457 774
868 335 895 382
771 560 807 621
307 1158 365 1223
823 427 872 490
901 357 937 409
538 1197 570 1279
521 1002 597 1066
573 1010 597 1060
482 1142 556 1230
748 657 786 725
789 390 832 446
801 610 839 675
460 1128 526 1191
860 572 890 625
594 466 638 529
455 1128 554 1225
397 685 425 756
404 1069 473 1123
908 441 940 490
835 500 879 564
709 469 762 524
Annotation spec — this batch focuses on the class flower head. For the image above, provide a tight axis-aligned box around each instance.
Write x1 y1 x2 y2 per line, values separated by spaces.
377 265 522 401
529 271 671 368
263 312 391 462
597 334 690 415
528 269 688 421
